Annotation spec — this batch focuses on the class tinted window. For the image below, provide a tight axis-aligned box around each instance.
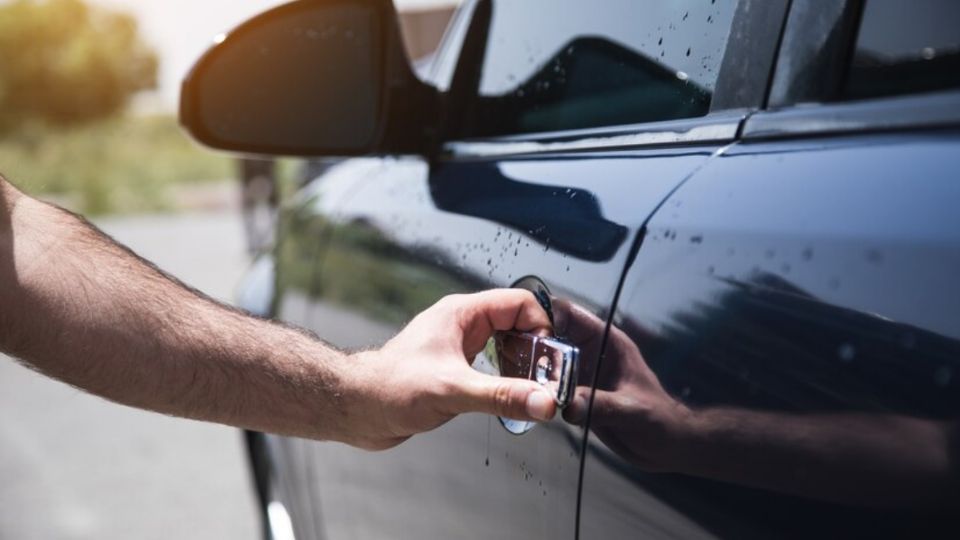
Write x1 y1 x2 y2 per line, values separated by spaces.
463 0 739 137
844 0 960 100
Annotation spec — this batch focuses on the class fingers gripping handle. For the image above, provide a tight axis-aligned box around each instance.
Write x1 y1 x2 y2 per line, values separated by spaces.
493 331 579 409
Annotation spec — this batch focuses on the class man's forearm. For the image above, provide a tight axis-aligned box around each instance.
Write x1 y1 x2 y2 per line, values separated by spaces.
0 178 350 440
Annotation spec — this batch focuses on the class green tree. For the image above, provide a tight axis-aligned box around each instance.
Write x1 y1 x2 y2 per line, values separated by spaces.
0 0 157 134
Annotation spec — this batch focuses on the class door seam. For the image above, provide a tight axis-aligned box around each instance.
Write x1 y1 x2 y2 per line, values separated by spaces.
573 142 735 539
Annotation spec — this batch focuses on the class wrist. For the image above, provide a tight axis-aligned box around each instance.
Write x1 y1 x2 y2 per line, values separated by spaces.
326 349 390 447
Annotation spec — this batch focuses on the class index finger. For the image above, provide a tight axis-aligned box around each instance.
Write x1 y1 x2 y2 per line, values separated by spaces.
455 289 553 356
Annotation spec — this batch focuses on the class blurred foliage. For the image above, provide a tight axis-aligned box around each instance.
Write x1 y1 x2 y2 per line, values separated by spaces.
0 0 157 134
0 0 306 215
0 115 233 214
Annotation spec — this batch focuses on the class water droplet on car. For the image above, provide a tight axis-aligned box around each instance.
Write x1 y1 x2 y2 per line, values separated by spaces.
837 343 856 363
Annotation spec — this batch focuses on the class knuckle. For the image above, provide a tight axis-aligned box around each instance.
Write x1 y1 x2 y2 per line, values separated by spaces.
429 373 458 402
492 383 514 417
438 293 464 309
435 294 468 320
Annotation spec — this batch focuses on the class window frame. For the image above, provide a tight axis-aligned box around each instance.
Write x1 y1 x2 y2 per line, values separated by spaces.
441 0 788 157
744 0 960 141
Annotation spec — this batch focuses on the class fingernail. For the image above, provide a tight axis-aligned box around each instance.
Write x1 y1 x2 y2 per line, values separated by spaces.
526 390 554 421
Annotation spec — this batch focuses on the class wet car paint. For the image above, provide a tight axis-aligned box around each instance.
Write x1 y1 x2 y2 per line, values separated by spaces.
268 145 724 539
578 130 960 538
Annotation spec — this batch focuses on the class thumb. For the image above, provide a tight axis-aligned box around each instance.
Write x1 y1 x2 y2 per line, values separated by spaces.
456 372 557 422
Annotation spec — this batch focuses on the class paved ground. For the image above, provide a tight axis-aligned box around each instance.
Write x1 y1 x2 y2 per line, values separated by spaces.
0 211 260 540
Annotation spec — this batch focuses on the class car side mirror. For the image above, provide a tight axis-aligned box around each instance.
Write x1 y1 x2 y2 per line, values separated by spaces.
180 0 438 157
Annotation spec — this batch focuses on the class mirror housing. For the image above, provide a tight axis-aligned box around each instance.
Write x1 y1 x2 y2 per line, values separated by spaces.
180 0 439 157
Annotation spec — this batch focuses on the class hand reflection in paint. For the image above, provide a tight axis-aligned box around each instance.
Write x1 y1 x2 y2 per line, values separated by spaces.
551 298 960 508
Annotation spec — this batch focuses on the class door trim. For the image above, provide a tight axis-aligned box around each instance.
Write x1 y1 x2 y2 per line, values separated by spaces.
743 89 960 140
444 111 746 158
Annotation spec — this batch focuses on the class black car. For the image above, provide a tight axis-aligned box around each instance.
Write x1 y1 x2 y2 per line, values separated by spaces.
184 0 960 538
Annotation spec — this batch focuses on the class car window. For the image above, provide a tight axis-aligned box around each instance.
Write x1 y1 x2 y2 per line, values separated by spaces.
461 0 739 138
844 0 960 101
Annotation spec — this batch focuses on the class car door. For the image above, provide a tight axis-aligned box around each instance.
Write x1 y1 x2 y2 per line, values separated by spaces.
269 1 784 538
577 0 960 538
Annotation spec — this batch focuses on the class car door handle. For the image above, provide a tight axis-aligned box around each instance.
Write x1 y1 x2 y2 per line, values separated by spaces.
492 330 579 409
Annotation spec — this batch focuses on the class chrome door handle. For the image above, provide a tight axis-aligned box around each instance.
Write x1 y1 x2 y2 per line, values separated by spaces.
492 330 579 409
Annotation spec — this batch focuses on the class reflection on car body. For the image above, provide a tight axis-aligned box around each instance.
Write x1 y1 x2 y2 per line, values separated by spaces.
552 289 960 509
186 0 960 537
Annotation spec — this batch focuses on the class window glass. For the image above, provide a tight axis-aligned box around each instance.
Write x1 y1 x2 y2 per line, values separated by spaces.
844 0 960 100
464 0 739 137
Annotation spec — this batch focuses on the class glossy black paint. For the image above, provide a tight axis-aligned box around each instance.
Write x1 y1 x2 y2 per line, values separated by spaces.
270 145 722 539
579 131 960 538
429 162 628 262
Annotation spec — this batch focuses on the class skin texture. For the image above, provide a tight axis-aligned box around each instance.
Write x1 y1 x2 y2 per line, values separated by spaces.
0 176 556 451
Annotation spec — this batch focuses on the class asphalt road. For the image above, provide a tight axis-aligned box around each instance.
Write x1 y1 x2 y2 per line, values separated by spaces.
0 211 260 540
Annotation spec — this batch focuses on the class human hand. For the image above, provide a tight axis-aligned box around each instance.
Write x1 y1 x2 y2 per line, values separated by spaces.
338 289 558 450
